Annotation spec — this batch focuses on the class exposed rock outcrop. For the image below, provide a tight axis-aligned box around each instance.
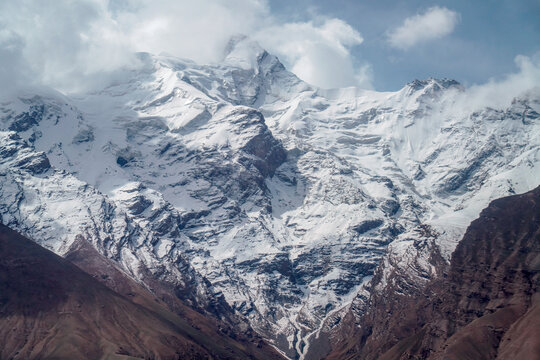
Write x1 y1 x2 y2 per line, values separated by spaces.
326 186 540 360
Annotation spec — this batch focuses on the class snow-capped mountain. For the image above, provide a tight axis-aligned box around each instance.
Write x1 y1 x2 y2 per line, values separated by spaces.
0 38 538 358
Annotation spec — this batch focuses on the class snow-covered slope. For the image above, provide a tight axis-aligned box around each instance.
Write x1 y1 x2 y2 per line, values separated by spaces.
0 38 538 358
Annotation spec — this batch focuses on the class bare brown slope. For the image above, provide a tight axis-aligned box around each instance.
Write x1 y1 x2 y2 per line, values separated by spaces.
64 235 278 358
0 224 283 360
327 186 540 360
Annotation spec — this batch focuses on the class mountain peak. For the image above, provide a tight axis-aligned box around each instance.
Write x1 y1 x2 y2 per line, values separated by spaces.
404 77 463 98
223 35 284 73
407 77 462 91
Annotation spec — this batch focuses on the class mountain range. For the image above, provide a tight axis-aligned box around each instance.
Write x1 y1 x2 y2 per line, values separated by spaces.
0 37 538 359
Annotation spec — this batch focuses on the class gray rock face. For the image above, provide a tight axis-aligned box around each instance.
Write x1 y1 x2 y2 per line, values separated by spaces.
9 104 45 132
0 132 51 174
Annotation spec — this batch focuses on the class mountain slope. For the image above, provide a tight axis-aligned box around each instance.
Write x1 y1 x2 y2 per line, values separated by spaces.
0 38 538 358
326 186 540 360
0 223 283 360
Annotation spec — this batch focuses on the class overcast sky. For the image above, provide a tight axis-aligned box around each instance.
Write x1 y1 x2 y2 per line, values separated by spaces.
0 0 539 92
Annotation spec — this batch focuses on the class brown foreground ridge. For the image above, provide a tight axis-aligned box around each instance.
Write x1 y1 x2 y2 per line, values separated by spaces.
327 186 540 360
0 223 284 360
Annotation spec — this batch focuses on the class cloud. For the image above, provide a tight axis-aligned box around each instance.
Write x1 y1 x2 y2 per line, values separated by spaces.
255 18 372 89
0 0 370 92
0 28 29 96
114 0 270 63
388 6 460 50
424 53 540 124
452 53 540 112
0 0 138 93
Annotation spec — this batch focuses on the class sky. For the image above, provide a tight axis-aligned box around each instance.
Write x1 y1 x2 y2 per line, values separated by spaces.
0 0 539 92
268 0 540 89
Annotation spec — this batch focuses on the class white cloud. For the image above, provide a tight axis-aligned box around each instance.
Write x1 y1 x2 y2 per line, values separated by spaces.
255 19 372 89
0 28 28 95
0 0 137 92
114 0 270 63
424 53 540 124
0 0 371 92
453 53 540 112
388 6 460 50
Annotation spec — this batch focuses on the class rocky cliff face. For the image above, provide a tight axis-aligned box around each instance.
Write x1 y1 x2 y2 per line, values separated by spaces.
326 186 540 360
0 37 538 358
